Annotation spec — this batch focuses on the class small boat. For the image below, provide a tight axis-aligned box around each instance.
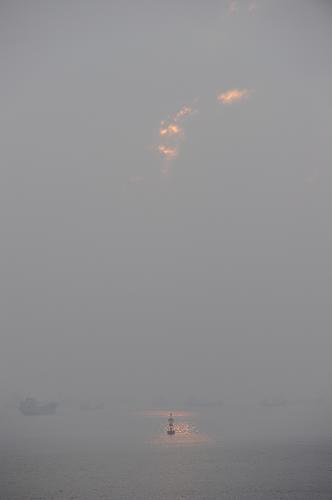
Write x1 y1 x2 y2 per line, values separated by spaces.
167 412 175 435
19 398 57 416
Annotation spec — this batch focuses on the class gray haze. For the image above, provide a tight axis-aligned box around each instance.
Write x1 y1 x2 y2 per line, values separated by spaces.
1 0 332 440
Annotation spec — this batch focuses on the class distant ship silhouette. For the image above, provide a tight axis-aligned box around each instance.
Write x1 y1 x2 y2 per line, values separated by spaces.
167 412 175 435
19 398 57 416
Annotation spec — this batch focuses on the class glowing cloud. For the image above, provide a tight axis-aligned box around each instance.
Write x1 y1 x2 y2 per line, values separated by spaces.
158 145 178 161
217 88 250 104
174 105 194 122
159 123 182 138
156 103 197 176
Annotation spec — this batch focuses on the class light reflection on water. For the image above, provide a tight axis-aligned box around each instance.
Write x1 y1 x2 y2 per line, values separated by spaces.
142 410 211 446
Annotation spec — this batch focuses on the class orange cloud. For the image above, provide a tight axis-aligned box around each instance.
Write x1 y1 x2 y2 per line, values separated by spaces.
159 123 182 138
217 88 250 104
174 105 194 122
158 145 178 161
156 103 197 176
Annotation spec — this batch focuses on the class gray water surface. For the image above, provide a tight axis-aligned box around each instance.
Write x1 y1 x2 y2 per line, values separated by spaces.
1 436 332 500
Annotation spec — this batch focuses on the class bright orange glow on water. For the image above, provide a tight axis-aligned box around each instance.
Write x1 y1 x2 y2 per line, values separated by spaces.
153 421 211 446
141 410 211 446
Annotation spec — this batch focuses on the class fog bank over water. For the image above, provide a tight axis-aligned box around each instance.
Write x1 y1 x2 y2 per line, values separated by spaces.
0 0 332 442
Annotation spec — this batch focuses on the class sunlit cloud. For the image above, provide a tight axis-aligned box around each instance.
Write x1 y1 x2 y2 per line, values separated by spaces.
159 123 182 138
158 144 178 161
156 103 197 176
217 88 250 104
151 87 251 180
173 105 194 122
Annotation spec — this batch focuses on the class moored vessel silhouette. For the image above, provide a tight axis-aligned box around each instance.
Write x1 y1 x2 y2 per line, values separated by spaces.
19 398 57 415
167 412 175 435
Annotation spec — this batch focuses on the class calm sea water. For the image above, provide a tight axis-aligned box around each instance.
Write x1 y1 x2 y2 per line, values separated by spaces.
1 410 332 500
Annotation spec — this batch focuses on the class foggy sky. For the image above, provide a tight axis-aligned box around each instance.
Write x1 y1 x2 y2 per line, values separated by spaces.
1 0 332 425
